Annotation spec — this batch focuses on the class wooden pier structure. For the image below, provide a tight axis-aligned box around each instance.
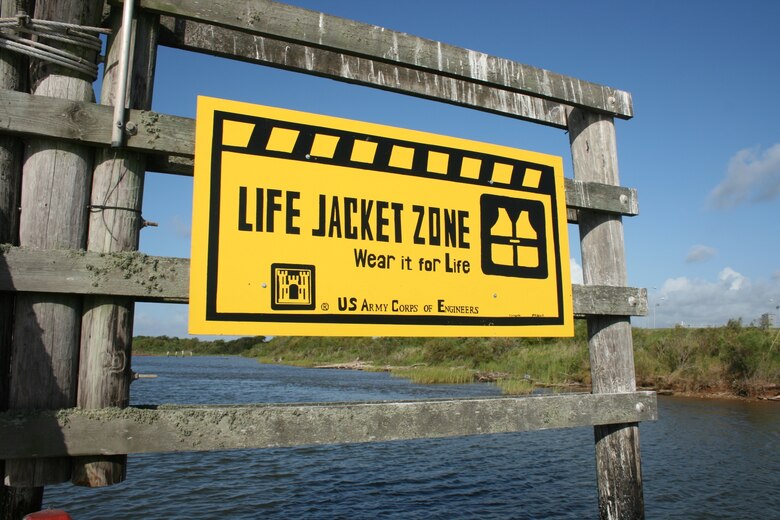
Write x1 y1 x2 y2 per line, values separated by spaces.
0 1 652 518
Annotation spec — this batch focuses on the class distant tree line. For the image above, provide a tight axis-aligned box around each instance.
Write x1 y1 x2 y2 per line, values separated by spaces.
133 335 265 356
132 319 779 397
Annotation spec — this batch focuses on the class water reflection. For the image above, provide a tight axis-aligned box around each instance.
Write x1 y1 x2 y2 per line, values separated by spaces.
41 356 779 519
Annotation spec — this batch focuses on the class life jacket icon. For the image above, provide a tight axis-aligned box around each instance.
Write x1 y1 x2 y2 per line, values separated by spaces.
480 194 548 279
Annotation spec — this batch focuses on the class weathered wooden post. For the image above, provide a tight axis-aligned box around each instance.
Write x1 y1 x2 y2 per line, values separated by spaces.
73 5 159 487
0 1 48 516
568 108 644 519
0 0 46 516
4 0 104 490
0 2 651 516
0 0 26 422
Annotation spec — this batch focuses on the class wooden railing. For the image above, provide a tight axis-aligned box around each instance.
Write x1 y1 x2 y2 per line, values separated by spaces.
0 1 650 518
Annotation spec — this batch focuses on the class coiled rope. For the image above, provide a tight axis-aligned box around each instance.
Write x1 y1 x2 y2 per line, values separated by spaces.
0 5 109 80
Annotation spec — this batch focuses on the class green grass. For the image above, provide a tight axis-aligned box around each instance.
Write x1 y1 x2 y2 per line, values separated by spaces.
495 378 535 395
391 366 474 385
133 320 780 398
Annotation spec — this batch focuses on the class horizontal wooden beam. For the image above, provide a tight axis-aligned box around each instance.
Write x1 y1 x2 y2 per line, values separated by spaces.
144 157 637 218
0 392 657 459
567 179 638 216
0 247 647 316
157 17 570 129
0 246 188 303
573 284 647 317
138 0 632 118
0 90 639 218
0 88 194 157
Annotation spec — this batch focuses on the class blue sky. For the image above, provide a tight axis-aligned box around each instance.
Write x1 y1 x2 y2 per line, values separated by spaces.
132 0 780 336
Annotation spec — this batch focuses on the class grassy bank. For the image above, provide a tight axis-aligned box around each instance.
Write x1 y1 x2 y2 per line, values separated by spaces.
632 321 779 397
133 322 780 398
134 335 266 356
242 321 780 398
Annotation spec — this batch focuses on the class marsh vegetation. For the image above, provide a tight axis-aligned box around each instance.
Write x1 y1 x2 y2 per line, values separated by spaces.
134 320 780 398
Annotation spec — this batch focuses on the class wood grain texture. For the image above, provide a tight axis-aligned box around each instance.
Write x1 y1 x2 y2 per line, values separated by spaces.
137 0 632 118
0 90 641 219
0 485 42 520
0 247 189 303
0 247 646 316
0 392 657 459
5 0 105 489
0 0 26 414
0 89 194 157
157 17 570 129
0 0 41 514
569 108 644 520
73 8 159 488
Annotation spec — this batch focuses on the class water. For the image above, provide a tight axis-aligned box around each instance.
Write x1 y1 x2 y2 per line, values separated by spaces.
43 356 779 519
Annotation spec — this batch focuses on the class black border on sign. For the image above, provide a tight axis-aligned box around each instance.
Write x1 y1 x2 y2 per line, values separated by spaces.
204 110 566 327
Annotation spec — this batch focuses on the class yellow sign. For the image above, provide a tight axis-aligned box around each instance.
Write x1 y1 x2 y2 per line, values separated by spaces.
189 97 573 336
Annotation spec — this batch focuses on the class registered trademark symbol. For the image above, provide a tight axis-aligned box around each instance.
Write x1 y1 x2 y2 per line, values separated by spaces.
321 303 329 311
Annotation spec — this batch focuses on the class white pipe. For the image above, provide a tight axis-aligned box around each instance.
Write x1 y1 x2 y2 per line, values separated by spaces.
111 0 135 147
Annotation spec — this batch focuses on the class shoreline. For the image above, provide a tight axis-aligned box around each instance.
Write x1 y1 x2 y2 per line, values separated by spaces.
305 359 780 401
134 352 779 402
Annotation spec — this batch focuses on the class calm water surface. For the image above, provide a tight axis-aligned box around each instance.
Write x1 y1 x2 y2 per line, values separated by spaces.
43 356 779 519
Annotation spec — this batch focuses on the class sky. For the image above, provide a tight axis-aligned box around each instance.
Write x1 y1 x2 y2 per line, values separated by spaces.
130 0 780 336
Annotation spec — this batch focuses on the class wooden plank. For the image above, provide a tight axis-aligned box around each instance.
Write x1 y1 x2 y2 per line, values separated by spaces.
73 8 160 488
0 89 194 157
144 156 638 217
565 179 638 216
136 0 632 118
157 17 570 129
0 247 646 316
0 392 657 459
569 108 644 519
0 90 640 218
145 153 194 175
574 285 647 317
0 247 189 303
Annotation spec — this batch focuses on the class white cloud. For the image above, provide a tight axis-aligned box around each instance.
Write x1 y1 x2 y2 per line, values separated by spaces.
570 258 583 284
660 277 690 292
718 267 748 291
709 143 780 209
648 267 779 328
685 244 716 263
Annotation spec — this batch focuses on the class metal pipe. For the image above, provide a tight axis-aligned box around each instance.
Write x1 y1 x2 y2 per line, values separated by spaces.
111 0 135 147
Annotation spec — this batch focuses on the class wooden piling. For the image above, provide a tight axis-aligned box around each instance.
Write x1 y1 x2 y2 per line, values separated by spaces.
568 108 645 520
0 1 647 516
4 0 104 488
0 486 43 520
72 6 159 487
0 0 26 415
0 0 47 516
